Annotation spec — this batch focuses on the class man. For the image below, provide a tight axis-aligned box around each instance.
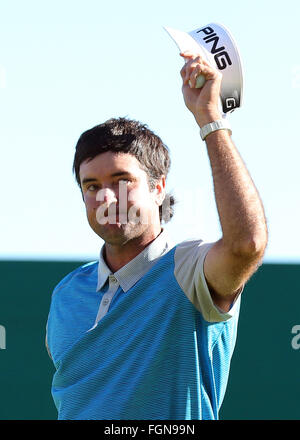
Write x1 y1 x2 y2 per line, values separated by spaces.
46 51 268 420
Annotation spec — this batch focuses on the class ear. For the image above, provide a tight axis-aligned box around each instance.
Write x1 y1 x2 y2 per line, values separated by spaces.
155 175 166 206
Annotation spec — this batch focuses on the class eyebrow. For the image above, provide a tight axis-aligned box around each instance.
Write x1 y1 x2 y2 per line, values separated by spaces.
81 172 133 186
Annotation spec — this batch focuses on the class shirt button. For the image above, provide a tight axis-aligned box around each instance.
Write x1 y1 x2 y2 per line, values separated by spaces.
110 275 117 283
102 298 110 306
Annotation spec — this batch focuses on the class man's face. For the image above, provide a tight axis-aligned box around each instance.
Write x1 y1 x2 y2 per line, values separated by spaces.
79 151 165 245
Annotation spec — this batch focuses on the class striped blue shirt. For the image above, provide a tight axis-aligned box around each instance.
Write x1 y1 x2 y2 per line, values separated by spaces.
46 229 240 420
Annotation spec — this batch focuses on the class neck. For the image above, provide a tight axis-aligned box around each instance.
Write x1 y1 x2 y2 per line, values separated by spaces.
104 227 162 273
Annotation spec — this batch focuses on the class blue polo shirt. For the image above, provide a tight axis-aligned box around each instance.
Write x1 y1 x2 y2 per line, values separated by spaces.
46 230 241 420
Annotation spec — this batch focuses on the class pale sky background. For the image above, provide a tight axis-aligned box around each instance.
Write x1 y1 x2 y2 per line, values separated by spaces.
0 0 299 262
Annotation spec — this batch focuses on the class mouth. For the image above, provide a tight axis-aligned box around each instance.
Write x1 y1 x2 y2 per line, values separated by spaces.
98 210 129 225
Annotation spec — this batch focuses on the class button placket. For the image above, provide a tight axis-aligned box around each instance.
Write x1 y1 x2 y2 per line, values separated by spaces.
102 297 110 306
88 276 120 331
101 280 118 308
109 275 118 284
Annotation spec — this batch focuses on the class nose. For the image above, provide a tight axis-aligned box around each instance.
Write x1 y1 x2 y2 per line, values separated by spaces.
96 187 118 205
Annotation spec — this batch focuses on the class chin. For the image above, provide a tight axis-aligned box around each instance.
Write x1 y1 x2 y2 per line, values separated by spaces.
92 221 143 245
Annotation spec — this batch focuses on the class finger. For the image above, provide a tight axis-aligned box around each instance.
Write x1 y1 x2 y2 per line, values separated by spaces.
180 52 221 88
180 57 197 84
180 52 202 74
182 55 205 85
180 52 202 78
189 63 204 88
191 61 222 88
180 63 187 80
180 53 198 80
180 51 211 68
180 51 202 60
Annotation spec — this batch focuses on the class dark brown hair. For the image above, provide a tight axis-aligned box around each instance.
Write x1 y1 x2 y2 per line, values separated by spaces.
72 117 175 223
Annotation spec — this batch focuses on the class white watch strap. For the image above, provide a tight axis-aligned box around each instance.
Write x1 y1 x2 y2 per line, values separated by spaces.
200 119 232 141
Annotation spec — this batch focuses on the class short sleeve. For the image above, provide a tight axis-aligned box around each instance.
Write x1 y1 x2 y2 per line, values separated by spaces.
174 239 241 322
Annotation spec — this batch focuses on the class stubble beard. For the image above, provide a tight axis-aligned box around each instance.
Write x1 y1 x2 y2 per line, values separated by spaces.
89 213 152 247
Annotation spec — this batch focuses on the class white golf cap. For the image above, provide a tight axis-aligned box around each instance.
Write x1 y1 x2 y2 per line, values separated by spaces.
164 23 244 115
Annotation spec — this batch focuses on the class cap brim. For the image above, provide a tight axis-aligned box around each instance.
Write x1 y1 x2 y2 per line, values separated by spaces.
164 23 244 114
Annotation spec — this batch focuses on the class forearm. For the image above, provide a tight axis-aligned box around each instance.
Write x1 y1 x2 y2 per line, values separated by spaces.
180 51 268 257
204 129 268 256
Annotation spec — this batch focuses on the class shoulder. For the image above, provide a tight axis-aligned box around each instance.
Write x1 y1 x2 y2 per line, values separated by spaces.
173 238 214 288
52 260 98 296
173 238 240 322
174 238 214 269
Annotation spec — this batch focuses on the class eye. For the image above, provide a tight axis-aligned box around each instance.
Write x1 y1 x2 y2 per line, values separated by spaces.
87 184 99 191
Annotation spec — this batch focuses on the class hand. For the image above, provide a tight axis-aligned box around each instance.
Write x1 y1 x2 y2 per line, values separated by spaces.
180 51 222 127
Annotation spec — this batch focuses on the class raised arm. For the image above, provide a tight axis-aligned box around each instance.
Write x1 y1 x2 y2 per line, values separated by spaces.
180 51 268 312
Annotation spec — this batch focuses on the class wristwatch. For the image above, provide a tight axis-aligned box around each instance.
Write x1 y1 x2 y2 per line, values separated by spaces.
200 119 232 141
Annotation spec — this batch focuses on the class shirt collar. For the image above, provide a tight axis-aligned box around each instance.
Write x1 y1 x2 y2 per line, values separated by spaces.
96 229 174 292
